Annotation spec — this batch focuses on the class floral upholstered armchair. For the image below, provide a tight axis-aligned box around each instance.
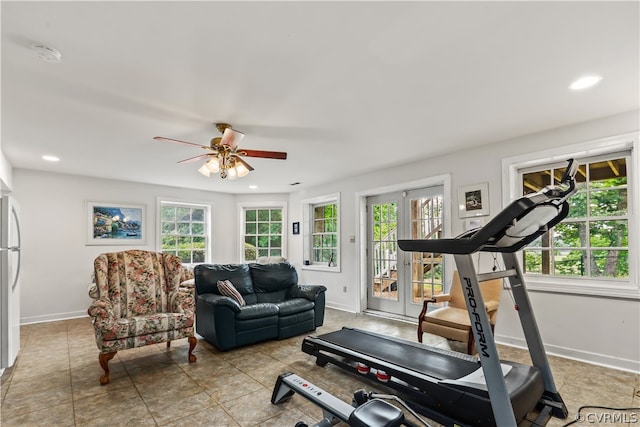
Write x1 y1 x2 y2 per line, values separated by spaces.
87 249 197 384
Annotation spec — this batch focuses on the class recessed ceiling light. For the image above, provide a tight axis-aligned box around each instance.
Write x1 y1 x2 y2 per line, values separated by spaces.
249 185 258 190
42 155 60 162
569 75 602 90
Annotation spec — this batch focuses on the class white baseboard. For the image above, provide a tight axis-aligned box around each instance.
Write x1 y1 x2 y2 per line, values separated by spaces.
21 311 88 325
325 302 357 313
495 334 640 374
363 309 418 325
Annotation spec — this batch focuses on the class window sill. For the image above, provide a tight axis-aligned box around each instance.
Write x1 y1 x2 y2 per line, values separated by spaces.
301 264 341 273
524 276 640 300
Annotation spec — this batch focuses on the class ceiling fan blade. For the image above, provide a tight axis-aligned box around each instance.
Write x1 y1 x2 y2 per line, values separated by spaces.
153 136 209 149
234 155 254 171
220 127 245 149
177 153 214 164
239 149 288 160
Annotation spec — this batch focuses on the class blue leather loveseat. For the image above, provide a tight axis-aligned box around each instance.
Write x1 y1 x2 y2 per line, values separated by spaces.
194 262 327 351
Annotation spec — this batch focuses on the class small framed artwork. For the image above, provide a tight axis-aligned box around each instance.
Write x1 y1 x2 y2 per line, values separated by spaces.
87 202 146 245
292 221 300 235
458 183 489 218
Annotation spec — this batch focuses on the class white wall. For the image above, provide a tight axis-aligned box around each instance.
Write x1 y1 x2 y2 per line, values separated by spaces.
0 150 13 192
13 170 237 324
289 109 640 372
11 109 640 371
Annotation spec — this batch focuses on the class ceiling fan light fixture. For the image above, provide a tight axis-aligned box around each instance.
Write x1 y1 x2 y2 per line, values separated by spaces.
206 158 220 173
155 122 286 181
198 164 211 177
236 162 250 177
226 167 238 180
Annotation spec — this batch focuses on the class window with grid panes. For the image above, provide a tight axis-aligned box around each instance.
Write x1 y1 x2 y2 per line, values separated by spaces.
160 202 208 263
312 203 338 266
242 207 283 262
521 155 629 279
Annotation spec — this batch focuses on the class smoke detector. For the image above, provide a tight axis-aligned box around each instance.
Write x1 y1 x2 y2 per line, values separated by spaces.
31 43 62 63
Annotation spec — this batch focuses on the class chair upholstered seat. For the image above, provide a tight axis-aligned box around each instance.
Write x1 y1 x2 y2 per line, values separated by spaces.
95 312 194 351
236 303 280 320
275 298 315 316
422 316 472 344
425 306 471 328
418 271 502 355
87 249 197 384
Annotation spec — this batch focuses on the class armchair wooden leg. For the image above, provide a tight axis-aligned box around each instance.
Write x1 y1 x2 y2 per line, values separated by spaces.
188 336 197 363
99 351 117 385
417 300 431 344
166 341 171 348
467 330 475 355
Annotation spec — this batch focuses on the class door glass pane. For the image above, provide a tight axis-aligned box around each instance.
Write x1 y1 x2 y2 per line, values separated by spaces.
371 202 398 301
409 195 444 304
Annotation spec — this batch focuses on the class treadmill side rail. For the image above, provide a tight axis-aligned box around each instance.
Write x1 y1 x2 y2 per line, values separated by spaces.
501 252 568 419
454 254 519 426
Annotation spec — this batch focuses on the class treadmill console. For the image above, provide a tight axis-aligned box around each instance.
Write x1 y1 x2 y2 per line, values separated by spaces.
398 159 577 254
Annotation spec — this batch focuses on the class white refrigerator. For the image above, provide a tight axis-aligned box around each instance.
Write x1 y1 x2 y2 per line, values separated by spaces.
1 195 21 369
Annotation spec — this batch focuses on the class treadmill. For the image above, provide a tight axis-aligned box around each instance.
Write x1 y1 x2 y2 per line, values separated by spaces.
302 160 577 426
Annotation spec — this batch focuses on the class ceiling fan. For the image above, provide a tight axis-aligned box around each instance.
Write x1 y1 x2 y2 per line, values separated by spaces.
153 123 287 179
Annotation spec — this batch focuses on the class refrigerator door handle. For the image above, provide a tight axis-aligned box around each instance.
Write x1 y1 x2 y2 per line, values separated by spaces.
10 247 21 292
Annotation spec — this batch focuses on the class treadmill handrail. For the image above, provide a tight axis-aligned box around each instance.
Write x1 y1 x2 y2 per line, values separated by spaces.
399 159 577 254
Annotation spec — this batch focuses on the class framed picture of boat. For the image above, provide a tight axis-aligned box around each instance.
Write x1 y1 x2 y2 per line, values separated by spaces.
86 201 146 245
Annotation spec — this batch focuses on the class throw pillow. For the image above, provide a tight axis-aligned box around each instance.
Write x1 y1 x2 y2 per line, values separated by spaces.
217 280 246 306
180 278 195 288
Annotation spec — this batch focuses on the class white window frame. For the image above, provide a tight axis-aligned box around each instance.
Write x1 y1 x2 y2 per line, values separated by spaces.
302 193 341 272
238 201 287 262
157 198 212 265
502 132 639 299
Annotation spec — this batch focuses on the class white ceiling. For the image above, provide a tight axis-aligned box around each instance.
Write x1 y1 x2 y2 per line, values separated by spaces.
2 1 638 194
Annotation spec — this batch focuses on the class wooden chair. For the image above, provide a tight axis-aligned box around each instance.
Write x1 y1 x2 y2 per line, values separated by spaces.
417 271 502 354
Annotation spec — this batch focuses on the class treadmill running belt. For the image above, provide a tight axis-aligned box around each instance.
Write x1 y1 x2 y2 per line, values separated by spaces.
304 327 547 426
313 328 479 380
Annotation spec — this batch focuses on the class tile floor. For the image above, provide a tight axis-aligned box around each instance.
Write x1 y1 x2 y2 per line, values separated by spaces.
1 309 638 426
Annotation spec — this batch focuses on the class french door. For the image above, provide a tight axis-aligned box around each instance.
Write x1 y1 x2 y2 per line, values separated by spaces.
366 186 444 318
